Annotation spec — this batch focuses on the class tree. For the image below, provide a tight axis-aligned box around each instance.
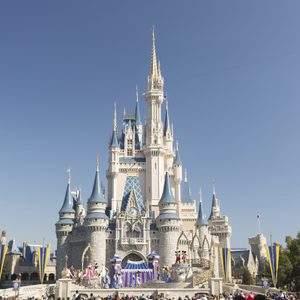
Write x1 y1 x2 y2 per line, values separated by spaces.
242 267 254 285
285 232 300 291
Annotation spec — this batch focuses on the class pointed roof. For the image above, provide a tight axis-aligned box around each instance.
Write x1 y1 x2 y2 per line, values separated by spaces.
150 27 159 80
76 188 83 205
163 97 171 136
88 157 107 204
159 172 176 204
174 141 182 165
196 189 205 226
208 181 219 220
111 103 120 148
135 86 142 126
59 173 75 214
181 169 193 203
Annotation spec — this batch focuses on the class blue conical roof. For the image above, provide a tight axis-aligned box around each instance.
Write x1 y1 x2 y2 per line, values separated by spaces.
174 147 182 165
159 172 176 204
111 130 119 148
163 105 170 136
196 200 205 226
88 167 106 204
208 193 217 220
59 182 75 214
135 99 142 126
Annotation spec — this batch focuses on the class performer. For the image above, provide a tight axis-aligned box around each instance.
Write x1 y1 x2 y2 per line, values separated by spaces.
175 251 181 264
117 273 123 288
136 272 141 288
86 264 94 278
102 273 110 289
182 251 187 263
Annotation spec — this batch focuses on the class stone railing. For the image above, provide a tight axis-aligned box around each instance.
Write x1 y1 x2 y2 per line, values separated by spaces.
0 284 56 299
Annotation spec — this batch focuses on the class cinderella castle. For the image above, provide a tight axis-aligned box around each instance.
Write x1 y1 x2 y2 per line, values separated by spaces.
55 31 232 287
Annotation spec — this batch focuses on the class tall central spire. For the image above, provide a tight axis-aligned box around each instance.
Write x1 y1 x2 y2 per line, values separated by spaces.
148 27 164 91
150 27 159 79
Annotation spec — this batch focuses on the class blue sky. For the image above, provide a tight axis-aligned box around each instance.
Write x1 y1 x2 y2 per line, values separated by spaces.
0 1 300 250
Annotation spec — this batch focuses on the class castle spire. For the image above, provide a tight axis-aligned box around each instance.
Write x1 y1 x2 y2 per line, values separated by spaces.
110 103 119 148
174 141 182 165
148 27 164 91
135 85 142 126
163 95 171 136
59 169 75 214
150 26 159 80
88 156 106 204
208 179 220 220
196 188 205 226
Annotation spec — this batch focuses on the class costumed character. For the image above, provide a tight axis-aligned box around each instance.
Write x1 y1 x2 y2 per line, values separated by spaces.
113 273 119 289
175 251 181 264
117 273 123 288
136 272 141 287
102 273 110 289
86 264 94 278
67 268 74 278
182 251 187 264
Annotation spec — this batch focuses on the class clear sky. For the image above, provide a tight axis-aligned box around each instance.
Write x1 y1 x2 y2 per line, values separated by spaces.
0 1 300 251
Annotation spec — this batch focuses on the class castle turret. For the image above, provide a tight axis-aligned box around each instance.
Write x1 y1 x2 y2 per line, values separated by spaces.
55 170 75 279
84 156 109 266
207 182 232 281
173 141 182 215
108 104 120 212
74 188 85 225
163 97 174 170
157 172 180 267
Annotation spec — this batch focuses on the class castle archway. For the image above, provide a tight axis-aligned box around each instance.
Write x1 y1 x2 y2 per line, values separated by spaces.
121 252 145 268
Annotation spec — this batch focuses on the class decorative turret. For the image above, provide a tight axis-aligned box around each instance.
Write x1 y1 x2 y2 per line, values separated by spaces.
55 169 75 279
196 188 205 226
208 180 220 220
135 86 143 146
110 103 119 148
86 156 108 219
173 141 182 166
157 172 180 267
74 188 85 224
163 96 173 155
85 156 109 266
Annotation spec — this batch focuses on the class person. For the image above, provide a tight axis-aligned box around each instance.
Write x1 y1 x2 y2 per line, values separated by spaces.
89 294 95 300
73 291 81 300
136 272 141 288
176 251 181 264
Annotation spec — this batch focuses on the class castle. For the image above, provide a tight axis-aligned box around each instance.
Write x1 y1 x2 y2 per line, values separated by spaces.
55 31 232 285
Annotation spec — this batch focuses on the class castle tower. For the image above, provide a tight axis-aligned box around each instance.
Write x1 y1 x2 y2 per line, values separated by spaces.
84 157 109 266
207 183 232 281
55 171 75 279
144 29 166 212
108 104 120 212
157 172 181 267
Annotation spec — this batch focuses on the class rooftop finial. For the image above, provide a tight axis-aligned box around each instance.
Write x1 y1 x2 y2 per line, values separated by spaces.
136 85 139 102
212 178 216 195
184 168 188 182
150 26 158 79
199 187 203 203
67 168 71 184
176 140 179 151
123 107 126 118
113 103 117 131
96 154 99 171
165 93 168 110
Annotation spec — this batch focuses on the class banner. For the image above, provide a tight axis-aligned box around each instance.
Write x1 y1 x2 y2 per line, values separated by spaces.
0 244 8 280
265 244 280 287
219 247 231 280
37 245 50 284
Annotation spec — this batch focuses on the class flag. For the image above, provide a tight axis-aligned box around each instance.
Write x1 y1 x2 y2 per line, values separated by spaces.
265 244 280 287
0 244 8 280
219 247 231 281
37 245 50 284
